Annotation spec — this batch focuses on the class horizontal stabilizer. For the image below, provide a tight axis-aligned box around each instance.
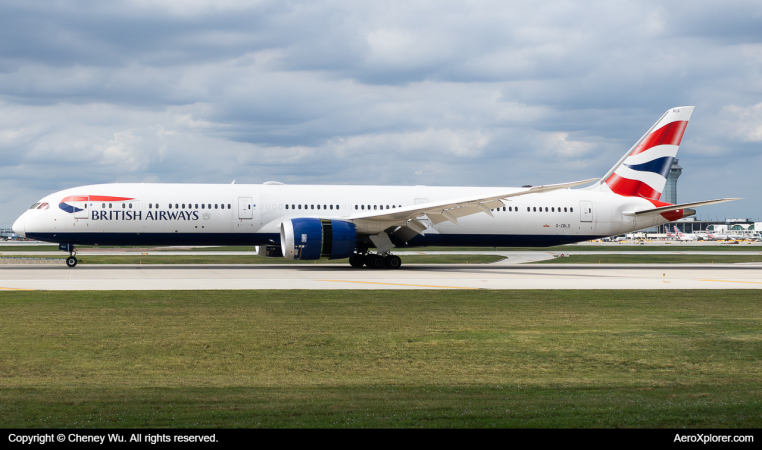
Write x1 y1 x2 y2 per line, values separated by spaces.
623 198 741 216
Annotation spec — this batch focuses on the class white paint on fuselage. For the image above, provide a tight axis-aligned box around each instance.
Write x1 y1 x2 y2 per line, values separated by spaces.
15 183 673 244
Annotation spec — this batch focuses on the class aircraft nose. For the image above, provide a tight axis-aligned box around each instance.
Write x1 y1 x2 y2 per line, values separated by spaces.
12 215 25 238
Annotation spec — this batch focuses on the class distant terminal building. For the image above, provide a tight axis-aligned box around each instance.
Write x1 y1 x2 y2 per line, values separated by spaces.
662 158 682 205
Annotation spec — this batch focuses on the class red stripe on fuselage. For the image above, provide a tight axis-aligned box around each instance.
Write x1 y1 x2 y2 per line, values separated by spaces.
604 173 661 200
630 120 688 156
60 195 135 203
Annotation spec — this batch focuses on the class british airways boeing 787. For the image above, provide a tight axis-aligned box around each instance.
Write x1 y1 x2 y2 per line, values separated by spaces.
12 107 738 268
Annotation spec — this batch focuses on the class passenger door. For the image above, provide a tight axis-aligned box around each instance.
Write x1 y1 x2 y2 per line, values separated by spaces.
580 201 593 222
73 196 89 219
238 197 253 219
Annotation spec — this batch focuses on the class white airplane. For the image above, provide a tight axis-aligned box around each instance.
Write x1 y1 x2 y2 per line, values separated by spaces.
672 225 700 241
706 230 745 241
12 106 739 268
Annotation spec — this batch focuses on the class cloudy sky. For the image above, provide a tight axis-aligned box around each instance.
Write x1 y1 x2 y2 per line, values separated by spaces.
1 0 761 224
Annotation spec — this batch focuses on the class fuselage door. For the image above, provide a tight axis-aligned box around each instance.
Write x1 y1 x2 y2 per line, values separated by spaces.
580 201 593 222
239 197 253 219
73 196 89 219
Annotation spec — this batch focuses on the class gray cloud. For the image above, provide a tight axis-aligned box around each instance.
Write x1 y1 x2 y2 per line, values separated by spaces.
0 0 760 225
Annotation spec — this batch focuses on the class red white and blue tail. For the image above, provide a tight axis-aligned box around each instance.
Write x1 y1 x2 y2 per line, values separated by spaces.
593 107 694 200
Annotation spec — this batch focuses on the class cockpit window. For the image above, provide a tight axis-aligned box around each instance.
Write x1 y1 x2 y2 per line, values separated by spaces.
37 203 49 210
29 203 40 209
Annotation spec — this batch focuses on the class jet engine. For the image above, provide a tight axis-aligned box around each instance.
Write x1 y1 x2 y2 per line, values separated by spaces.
280 218 358 260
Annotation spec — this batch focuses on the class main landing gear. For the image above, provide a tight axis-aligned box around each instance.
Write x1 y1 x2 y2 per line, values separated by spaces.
348 253 402 269
66 256 78 268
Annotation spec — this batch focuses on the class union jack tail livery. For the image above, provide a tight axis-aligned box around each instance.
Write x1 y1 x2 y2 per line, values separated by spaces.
597 107 693 201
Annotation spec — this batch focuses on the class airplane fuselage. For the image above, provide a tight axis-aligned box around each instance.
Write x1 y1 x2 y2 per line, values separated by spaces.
14 183 677 248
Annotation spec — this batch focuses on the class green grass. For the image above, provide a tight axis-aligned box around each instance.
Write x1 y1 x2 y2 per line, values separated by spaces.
0 255 505 265
534 254 762 264
0 290 760 428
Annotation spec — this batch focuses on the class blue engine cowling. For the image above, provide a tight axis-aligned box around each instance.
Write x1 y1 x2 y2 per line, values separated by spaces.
280 218 357 260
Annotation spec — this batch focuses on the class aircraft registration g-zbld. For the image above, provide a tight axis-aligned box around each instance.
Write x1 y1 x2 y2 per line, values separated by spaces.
13 106 739 268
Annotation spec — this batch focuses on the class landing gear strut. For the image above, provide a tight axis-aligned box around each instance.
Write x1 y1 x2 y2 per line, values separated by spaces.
348 252 402 269
61 243 77 267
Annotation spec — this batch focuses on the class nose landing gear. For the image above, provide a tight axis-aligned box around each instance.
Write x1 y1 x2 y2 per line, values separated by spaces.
60 243 77 267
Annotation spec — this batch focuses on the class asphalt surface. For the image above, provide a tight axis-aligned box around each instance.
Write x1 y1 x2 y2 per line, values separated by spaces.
1 264 760 290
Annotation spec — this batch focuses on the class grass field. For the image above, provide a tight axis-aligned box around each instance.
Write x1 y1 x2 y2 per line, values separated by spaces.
0 290 760 428
0 254 505 265
535 254 762 264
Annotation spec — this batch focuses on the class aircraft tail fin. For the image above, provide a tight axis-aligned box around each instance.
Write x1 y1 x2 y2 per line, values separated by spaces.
589 107 694 201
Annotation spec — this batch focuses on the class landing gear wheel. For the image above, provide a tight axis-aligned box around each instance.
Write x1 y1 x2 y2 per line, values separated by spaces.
384 255 402 269
349 255 364 268
366 254 385 269
66 256 78 268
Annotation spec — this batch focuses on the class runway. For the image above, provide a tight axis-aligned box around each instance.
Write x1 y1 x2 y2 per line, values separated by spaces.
1 264 761 290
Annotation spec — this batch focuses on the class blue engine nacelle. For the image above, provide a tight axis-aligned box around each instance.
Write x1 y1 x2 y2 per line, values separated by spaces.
280 218 358 260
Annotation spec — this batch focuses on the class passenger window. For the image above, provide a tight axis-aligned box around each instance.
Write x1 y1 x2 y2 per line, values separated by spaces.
570 207 573 212
527 207 530 212
324 205 327 210
564 207 567 212
109 203 112 208
392 205 395 209
286 204 289 209
195 204 198 209
355 205 358 210
545 207 548 212
361 205 365 210
533 207 536 212
169 204 172 209
329 205 333 210
551 207 554 212
201 204 205 209
310 205 314 210
336 205 339 210
103 203 107 208
508 206 512 211
182 204 185 209
215 204 218 209
298 205 301 210
122 203 125 208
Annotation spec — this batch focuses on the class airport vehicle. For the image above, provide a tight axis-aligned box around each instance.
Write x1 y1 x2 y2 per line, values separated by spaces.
12 106 738 268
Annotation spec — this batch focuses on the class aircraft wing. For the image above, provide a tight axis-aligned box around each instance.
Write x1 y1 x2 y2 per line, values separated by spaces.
623 198 741 216
346 178 597 225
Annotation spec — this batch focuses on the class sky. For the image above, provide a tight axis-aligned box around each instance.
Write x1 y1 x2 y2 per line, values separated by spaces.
1 0 761 225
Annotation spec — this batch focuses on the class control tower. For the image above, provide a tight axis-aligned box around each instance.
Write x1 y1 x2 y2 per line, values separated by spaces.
662 158 682 204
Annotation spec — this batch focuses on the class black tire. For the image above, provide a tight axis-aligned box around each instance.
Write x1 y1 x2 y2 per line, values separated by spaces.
384 255 402 269
367 255 385 269
349 255 364 268
66 256 77 268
